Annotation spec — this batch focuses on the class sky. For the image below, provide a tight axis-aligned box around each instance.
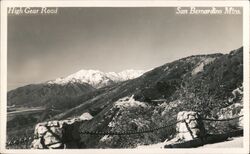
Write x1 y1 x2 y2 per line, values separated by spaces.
7 7 243 90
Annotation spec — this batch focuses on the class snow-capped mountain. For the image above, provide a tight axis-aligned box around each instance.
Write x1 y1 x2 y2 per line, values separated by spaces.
48 69 145 88
107 69 145 82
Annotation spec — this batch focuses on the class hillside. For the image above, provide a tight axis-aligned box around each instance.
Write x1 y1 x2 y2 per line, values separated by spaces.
7 82 95 108
46 47 243 148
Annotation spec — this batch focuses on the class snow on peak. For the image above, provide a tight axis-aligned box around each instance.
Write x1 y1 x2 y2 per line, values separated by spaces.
106 69 145 82
47 69 145 88
118 69 145 80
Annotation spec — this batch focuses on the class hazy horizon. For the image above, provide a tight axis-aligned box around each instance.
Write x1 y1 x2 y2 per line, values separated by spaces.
8 7 243 90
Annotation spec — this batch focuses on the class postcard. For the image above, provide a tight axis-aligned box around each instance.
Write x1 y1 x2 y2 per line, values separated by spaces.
1 1 249 154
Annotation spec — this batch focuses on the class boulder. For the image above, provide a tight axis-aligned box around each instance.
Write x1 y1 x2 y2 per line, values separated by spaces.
31 138 44 149
218 103 243 128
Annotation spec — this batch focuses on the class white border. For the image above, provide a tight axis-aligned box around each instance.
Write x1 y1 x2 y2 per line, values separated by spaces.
1 1 249 154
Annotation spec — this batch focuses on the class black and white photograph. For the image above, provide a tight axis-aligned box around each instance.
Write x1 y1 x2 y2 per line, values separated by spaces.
0 1 249 153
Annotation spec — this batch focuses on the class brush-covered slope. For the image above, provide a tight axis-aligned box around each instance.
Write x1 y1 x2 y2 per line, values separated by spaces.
7 82 95 108
49 47 243 148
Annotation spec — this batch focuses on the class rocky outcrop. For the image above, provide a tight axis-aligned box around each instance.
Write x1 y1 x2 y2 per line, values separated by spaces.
31 112 93 149
218 103 243 128
191 57 216 76
228 86 243 103
97 96 160 148
214 85 243 129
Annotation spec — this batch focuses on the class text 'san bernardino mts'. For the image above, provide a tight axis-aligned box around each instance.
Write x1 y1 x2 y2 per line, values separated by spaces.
176 7 241 15
8 7 58 15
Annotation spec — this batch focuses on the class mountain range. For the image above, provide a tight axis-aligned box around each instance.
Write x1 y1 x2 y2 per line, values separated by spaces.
7 69 144 107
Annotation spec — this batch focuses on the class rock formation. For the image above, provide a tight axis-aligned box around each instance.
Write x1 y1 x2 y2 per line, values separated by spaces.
176 111 206 141
31 112 93 149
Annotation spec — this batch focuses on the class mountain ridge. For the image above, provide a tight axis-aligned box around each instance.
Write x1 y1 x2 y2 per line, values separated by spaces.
47 69 145 88
7 69 145 107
